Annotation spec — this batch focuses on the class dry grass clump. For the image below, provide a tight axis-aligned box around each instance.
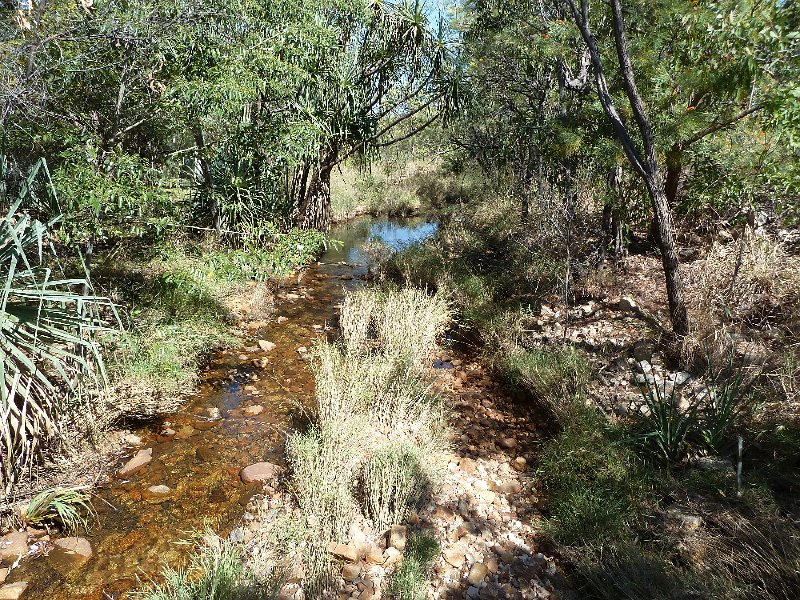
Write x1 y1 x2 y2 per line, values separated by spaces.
684 230 800 366
285 287 450 591
340 286 450 361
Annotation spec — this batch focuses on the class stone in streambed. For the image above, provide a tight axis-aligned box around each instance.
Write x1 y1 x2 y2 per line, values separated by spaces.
388 525 407 551
49 537 93 570
144 485 172 503
117 448 152 477
240 462 281 484
258 340 276 352
0 582 28 600
468 563 489 586
0 532 27 564
328 542 359 563
243 405 264 416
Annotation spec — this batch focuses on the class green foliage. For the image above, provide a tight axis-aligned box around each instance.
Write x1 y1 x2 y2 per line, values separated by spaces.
387 532 440 600
0 166 116 491
24 486 95 534
634 373 699 466
362 443 429 531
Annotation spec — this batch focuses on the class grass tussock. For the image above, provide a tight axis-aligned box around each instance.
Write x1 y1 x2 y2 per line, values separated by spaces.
136 531 281 600
386 532 440 600
285 286 450 592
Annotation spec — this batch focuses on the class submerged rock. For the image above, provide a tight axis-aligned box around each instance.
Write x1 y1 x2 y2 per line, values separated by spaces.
0 532 28 564
117 448 153 477
240 462 281 484
0 582 28 600
258 340 277 352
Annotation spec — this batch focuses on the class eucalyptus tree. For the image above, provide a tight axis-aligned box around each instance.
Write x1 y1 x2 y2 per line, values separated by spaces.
288 0 457 230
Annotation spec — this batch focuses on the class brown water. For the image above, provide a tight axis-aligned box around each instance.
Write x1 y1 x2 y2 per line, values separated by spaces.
11 215 436 600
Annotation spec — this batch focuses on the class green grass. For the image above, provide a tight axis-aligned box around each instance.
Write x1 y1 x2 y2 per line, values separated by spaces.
136 532 280 600
499 345 591 424
386 532 440 600
538 408 649 547
24 486 95 533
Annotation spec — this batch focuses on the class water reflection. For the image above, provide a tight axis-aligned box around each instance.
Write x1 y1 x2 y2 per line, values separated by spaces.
323 216 437 265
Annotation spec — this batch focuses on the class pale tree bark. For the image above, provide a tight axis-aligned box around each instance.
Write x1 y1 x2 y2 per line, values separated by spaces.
564 0 689 337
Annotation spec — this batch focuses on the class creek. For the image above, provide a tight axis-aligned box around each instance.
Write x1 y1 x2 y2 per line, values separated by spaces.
11 215 437 600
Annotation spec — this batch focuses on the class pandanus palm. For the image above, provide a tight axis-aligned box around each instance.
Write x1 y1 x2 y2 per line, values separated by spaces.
0 160 116 493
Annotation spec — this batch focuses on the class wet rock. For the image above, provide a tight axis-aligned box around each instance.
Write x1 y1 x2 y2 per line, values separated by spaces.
258 340 277 352
468 562 489 586
243 405 264 416
117 448 153 477
0 582 28 600
0 532 27 564
174 425 196 439
144 485 171 502
277 316 288 324
388 525 407 551
240 462 281 483
53 537 93 559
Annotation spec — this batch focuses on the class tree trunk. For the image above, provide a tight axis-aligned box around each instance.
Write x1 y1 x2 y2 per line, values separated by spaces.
664 145 683 206
647 174 689 336
566 0 689 337
297 162 332 231
193 128 220 236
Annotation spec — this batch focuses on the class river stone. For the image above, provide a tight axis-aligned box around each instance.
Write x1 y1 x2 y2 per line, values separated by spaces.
0 582 28 600
0 532 27 564
258 340 276 352
54 537 92 557
145 485 171 501
240 462 281 483
388 525 407 551
342 562 361 581
243 405 264 416
276 316 288 324
468 562 489 586
118 448 152 477
327 542 359 563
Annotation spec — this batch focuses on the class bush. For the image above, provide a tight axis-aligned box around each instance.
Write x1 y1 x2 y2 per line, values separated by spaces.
137 531 280 600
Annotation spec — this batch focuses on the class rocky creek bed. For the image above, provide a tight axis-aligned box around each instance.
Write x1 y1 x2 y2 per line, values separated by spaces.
0 216 438 600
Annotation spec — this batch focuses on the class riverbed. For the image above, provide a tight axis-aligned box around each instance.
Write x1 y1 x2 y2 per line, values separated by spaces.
10 215 437 600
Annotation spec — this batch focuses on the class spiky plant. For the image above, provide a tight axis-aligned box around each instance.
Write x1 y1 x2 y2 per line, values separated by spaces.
23 486 95 533
0 159 116 492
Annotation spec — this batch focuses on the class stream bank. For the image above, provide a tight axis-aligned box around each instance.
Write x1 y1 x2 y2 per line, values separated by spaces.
0 215 437 600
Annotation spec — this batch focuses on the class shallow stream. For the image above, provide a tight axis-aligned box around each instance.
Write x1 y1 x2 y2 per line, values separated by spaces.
11 215 437 600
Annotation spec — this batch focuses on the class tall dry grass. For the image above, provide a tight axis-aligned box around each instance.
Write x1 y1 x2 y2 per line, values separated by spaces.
284 286 450 592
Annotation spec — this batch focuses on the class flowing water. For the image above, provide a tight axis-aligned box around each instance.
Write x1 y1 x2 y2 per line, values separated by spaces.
10 215 437 600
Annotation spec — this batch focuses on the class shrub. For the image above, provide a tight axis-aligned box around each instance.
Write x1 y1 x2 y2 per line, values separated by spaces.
24 486 95 533
362 443 430 531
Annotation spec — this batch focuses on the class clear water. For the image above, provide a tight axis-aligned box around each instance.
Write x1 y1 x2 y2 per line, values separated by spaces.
8 215 436 600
